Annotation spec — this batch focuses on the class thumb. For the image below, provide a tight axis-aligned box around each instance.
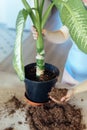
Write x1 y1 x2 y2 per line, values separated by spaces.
60 95 70 102
60 96 66 102
42 29 47 36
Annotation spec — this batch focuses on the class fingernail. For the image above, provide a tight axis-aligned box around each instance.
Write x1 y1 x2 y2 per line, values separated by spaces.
61 98 64 102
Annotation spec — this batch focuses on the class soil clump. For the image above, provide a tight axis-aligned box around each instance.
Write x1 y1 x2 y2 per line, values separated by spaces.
4 128 13 130
49 87 68 101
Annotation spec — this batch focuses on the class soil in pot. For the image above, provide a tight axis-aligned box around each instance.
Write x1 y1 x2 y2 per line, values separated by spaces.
25 65 57 82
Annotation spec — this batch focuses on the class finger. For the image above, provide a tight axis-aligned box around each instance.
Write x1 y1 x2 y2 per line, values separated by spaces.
33 34 38 39
34 37 37 40
32 30 38 37
49 96 61 104
65 97 70 102
42 29 46 35
33 36 37 40
60 96 66 102
33 32 38 35
61 95 70 102
33 33 38 37
49 96 57 102
31 26 37 35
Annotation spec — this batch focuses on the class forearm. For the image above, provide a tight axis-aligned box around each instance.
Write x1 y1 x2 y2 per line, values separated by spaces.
44 26 70 44
73 80 87 94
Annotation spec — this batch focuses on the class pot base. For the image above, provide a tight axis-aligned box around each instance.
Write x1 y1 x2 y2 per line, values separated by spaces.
25 93 45 106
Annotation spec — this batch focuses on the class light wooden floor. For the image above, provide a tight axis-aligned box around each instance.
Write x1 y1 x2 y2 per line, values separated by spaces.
0 7 72 82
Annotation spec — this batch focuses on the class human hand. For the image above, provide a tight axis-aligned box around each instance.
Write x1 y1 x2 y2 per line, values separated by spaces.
31 26 47 40
49 89 74 104
60 89 75 102
31 26 38 40
82 0 87 6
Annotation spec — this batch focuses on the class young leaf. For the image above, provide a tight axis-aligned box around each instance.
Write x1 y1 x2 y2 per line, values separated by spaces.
22 0 37 26
34 0 39 9
41 2 54 29
39 0 44 19
22 0 31 12
34 0 40 28
13 9 28 81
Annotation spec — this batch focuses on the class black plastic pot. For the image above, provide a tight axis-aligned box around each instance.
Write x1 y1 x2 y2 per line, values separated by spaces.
24 63 59 105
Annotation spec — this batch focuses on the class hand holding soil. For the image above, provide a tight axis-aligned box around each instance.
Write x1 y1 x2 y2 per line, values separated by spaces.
49 87 74 104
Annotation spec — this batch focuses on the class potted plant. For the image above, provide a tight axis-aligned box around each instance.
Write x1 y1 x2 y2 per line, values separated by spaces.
13 0 59 106
13 0 87 105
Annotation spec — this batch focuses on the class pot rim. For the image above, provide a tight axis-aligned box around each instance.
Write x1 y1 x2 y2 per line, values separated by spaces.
24 63 60 84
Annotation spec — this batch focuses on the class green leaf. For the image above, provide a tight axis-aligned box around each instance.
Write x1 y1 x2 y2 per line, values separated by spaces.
34 0 39 9
33 0 40 29
22 0 31 12
41 2 54 29
54 0 87 54
13 9 28 81
39 0 44 19
22 0 37 26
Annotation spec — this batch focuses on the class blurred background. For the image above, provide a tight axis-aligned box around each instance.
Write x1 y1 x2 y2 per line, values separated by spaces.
0 0 33 62
0 0 53 63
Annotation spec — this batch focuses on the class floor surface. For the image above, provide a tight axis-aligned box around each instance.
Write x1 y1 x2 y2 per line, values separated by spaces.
0 23 29 62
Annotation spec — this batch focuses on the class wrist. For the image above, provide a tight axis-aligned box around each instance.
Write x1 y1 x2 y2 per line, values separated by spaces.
60 25 69 40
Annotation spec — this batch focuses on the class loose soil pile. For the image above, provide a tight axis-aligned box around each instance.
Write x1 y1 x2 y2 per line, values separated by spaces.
1 92 86 130
26 101 86 130
25 88 86 130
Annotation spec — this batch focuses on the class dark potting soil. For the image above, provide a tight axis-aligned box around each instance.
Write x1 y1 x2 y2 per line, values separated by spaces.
26 101 86 130
4 127 13 130
25 66 57 81
49 87 68 101
4 96 26 116
3 95 86 130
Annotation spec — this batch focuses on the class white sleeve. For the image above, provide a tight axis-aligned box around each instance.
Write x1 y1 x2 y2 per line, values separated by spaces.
60 25 69 40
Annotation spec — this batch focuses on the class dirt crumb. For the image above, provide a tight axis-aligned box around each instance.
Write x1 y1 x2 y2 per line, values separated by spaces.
7 96 26 109
4 96 26 116
81 99 84 102
18 121 22 124
4 127 13 130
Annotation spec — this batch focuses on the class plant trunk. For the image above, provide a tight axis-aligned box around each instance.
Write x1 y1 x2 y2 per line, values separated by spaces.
36 32 45 77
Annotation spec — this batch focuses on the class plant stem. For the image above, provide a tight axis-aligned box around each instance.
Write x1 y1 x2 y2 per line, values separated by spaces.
36 31 45 77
